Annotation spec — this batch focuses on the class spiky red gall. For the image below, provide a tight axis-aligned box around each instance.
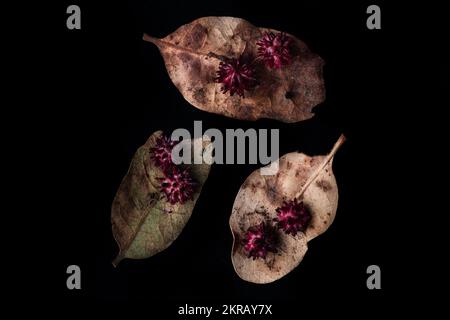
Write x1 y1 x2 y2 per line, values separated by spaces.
243 222 278 260
160 167 196 205
151 135 178 171
257 32 292 69
274 199 311 236
215 57 257 97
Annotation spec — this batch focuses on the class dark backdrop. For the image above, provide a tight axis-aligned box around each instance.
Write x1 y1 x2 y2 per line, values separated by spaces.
44 0 448 316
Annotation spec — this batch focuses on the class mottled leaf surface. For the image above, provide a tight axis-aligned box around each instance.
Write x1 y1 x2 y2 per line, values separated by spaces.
144 16 325 123
230 135 345 283
111 131 210 266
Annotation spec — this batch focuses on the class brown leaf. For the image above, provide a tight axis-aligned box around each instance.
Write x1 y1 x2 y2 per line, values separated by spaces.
143 17 325 123
230 135 345 283
111 131 211 266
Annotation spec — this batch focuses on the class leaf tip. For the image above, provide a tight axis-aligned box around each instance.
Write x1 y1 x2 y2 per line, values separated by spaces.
112 254 123 267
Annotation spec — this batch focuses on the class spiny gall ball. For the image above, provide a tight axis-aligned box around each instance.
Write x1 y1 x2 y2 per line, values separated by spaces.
160 167 196 205
243 222 278 260
215 57 257 97
274 199 311 236
257 32 292 69
150 135 178 172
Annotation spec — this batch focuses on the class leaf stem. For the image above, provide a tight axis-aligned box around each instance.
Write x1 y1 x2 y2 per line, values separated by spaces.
294 134 346 200
112 253 123 267
142 33 158 44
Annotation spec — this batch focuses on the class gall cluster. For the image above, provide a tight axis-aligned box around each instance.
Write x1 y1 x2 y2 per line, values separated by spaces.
243 199 311 260
150 135 196 206
216 32 293 98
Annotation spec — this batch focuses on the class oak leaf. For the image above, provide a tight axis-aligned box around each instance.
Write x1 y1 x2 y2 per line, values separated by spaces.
230 135 345 283
111 131 211 266
143 17 325 123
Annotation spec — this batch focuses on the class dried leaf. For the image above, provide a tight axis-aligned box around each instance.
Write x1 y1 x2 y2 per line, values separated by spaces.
230 135 345 283
111 131 211 266
143 16 325 123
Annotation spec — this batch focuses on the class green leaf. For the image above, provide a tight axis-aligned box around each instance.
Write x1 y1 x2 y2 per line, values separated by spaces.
111 131 210 266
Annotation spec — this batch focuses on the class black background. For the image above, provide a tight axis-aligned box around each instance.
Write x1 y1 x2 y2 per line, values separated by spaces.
37 0 448 316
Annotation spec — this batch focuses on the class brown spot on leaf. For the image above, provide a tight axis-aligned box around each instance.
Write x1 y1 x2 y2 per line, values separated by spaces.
238 220 246 232
316 180 332 192
179 52 191 64
285 91 295 99
191 59 202 74
266 184 279 203
265 255 276 270
193 88 207 104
